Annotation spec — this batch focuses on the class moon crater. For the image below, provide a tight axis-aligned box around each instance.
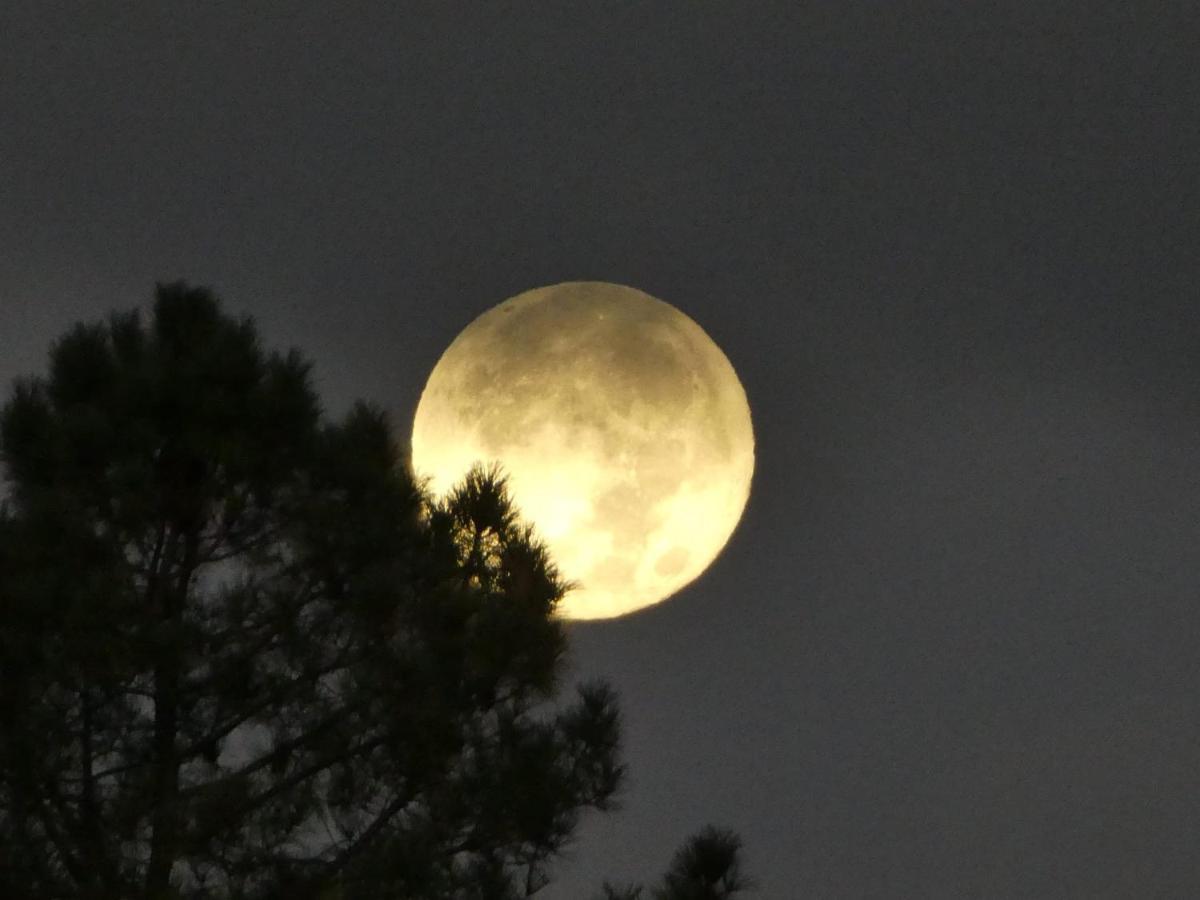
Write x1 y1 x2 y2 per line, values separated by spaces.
411 282 754 620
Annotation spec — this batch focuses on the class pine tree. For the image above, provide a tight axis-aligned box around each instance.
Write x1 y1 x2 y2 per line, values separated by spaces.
0 284 621 898
597 827 751 900
0 282 750 899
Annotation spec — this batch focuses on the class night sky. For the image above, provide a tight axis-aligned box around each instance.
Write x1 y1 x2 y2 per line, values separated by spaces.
3 4 1199 896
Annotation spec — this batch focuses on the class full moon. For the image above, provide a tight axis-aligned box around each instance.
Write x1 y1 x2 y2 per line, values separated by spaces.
410 282 754 620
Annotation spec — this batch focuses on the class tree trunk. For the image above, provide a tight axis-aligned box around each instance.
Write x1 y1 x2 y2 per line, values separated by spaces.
145 528 196 898
79 688 118 898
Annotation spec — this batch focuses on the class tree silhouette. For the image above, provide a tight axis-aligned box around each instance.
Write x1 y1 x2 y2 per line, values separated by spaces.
597 827 751 900
0 283 748 898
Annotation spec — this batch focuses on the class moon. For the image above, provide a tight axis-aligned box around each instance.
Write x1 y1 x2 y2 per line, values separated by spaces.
410 282 754 620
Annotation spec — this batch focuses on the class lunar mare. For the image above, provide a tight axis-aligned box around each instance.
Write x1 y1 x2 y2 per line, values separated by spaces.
410 282 754 619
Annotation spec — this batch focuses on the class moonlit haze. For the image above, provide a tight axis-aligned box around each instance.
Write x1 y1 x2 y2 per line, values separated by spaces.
411 282 754 619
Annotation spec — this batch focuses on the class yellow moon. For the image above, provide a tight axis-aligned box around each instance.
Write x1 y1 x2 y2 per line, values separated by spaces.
410 282 754 620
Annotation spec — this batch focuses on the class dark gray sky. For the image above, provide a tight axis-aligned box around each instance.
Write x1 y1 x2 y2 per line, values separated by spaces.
3 3 1199 896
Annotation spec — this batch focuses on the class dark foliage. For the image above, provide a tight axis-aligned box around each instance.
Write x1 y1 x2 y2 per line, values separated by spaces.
596 826 751 900
0 284 625 898
653 827 751 899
